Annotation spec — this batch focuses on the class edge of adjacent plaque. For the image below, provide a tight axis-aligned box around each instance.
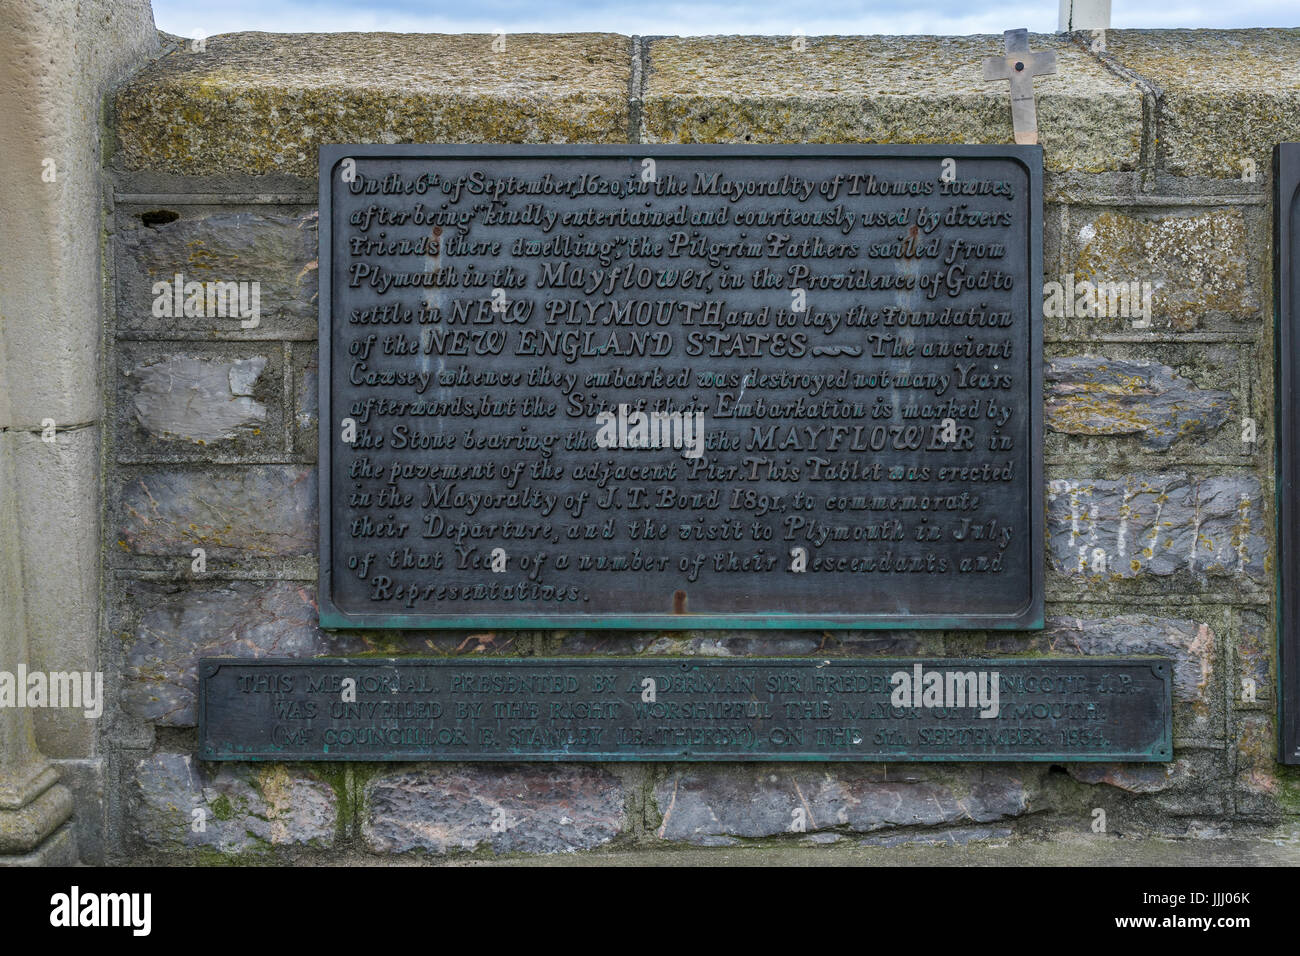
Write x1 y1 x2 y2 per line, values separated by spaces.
315 144 1045 633
1275 144 1300 764
1023 145 1045 635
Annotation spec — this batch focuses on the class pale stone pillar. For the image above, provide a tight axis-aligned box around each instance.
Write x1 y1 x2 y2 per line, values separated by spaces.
1058 0 1112 31
0 422 75 863
0 0 156 863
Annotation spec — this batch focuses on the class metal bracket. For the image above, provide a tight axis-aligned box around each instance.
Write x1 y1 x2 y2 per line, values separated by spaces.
983 28 1058 146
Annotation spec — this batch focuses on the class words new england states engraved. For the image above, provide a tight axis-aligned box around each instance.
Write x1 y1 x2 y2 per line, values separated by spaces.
317 145 1045 629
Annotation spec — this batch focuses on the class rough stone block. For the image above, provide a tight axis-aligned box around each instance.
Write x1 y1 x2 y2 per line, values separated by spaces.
1046 354 1232 451
1065 749 1224 815
988 615 1220 741
1047 472 1266 584
132 355 267 440
115 465 316 559
119 580 330 726
363 765 623 854
131 752 335 855
1067 760 1182 794
1060 208 1260 331
291 343 318 462
653 765 1035 845
1234 609 1272 704
116 345 283 460
1104 29 1300 180
114 33 631 176
642 35 1143 172
114 209 317 336
1234 713 1282 816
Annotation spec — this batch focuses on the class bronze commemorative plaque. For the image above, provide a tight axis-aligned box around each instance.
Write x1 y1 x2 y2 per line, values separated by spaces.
318 145 1044 629
200 657 1170 762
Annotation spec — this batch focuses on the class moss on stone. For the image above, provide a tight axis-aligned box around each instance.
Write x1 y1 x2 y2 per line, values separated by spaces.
114 33 631 176
642 34 1143 173
1103 29 1300 178
210 793 234 821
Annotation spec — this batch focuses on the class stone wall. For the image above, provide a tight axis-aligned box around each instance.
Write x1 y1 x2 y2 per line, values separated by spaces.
100 28 1300 862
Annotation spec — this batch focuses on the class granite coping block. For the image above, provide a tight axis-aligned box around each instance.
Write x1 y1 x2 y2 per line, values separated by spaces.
114 32 633 176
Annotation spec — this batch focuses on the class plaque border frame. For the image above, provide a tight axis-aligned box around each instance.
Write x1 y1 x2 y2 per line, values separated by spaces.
1275 143 1299 764
199 656 1170 763
317 144 1045 631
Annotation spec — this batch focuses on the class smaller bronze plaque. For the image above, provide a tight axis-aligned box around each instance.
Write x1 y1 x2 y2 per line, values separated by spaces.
199 657 1172 762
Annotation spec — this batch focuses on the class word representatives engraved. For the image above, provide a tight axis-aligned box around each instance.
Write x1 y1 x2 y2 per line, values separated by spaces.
319 146 1043 627
199 659 1171 761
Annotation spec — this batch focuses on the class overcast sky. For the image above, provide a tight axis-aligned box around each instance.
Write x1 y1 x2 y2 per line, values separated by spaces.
154 0 1298 38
